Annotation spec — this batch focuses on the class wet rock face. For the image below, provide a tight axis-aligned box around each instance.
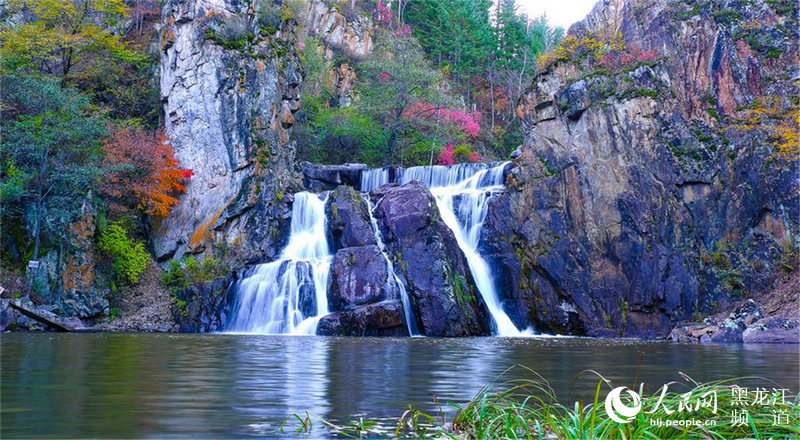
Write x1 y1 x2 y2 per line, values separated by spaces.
317 300 408 336
172 276 235 332
154 0 302 266
485 0 798 338
325 185 376 250
328 245 390 312
372 182 492 336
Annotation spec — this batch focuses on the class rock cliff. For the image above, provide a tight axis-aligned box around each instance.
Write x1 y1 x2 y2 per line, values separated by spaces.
153 0 305 266
482 0 798 337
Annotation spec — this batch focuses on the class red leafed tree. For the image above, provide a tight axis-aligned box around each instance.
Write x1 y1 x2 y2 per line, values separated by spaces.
102 127 193 217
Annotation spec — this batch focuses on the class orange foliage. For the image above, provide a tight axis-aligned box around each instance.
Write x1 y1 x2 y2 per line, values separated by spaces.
729 96 800 162
102 127 193 217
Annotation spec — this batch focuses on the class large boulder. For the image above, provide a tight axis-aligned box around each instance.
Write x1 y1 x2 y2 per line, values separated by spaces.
317 300 408 336
328 245 390 312
743 318 800 344
371 182 491 336
325 185 376 250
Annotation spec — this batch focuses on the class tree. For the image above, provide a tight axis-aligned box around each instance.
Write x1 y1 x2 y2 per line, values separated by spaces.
101 127 193 218
1 75 106 260
0 0 138 78
359 31 452 164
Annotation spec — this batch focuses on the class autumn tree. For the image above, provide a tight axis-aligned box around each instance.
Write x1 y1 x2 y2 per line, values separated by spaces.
729 97 800 162
0 0 139 78
359 31 453 164
101 127 193 218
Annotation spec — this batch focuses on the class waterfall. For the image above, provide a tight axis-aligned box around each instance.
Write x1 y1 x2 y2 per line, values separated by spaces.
361 162 521 336
227 192 332 334
362 195 419 336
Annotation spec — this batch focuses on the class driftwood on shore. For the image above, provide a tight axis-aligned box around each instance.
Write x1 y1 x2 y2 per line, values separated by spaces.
6 300 92 332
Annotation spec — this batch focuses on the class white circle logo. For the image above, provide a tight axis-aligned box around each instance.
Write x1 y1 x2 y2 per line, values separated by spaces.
604 387 642 424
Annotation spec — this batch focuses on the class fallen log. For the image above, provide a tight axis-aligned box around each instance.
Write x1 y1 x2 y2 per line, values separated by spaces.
7 300 91 332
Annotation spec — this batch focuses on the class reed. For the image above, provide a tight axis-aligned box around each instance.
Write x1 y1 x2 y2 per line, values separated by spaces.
301 366 800 439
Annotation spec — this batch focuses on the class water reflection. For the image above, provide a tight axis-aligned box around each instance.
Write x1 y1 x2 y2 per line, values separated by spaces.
1 334 797 438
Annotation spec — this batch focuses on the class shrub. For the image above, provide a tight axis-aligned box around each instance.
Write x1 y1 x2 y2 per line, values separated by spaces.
160 256 226 292
436 144 482 165
257 0 282 29
97 223 149 285
161 260 189 292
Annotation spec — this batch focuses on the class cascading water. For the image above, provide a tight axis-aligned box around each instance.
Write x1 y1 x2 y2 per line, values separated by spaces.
362 195 419 336
227 192 332 334
361 163 522 336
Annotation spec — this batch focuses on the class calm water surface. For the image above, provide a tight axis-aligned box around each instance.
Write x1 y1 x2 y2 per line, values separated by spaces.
1 334 798 438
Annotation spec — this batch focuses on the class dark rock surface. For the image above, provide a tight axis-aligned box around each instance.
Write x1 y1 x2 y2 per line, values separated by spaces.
371 182 492 336
302 162 366 192
317 300 408 336
172 276 236 333
325 185 376 250
482 0 798 338
328 245 390 312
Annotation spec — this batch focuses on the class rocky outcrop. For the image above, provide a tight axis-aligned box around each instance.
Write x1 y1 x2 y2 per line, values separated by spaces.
372 182 492 336
328 245 390 311
325 184 375 249
172 276 235 332
483 0 799 337
304 162 366 192
317 300 408 336
23 199 110 320
742 318 800 344
301 0 373 59
154 0 304 267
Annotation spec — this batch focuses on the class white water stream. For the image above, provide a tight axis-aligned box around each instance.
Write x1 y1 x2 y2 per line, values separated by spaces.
227 192 332 334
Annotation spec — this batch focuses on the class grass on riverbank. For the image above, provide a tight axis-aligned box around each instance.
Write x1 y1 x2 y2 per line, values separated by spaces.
301 366 800 439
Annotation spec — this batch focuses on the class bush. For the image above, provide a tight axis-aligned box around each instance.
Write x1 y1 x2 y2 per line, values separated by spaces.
97 223 149 284
160 256 226 292
257 0 282 29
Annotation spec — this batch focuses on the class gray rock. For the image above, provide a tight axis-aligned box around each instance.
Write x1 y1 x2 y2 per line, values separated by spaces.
743 318 800 344
153 0 301 264
302 162 366 192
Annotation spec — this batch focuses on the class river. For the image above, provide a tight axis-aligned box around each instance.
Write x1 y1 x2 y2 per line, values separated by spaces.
2 334 797 437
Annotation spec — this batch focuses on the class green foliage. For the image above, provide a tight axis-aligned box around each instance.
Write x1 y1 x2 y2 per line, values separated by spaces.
358 32 452 165
300 367 800 439
204 15 254 51
97 223 149 285
162 260 189 293
160 257 226 292
0 0 139 78
778 238 798 273
257 0 282 29
296 105 388 165
451 145 474 163
1 74 106 259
